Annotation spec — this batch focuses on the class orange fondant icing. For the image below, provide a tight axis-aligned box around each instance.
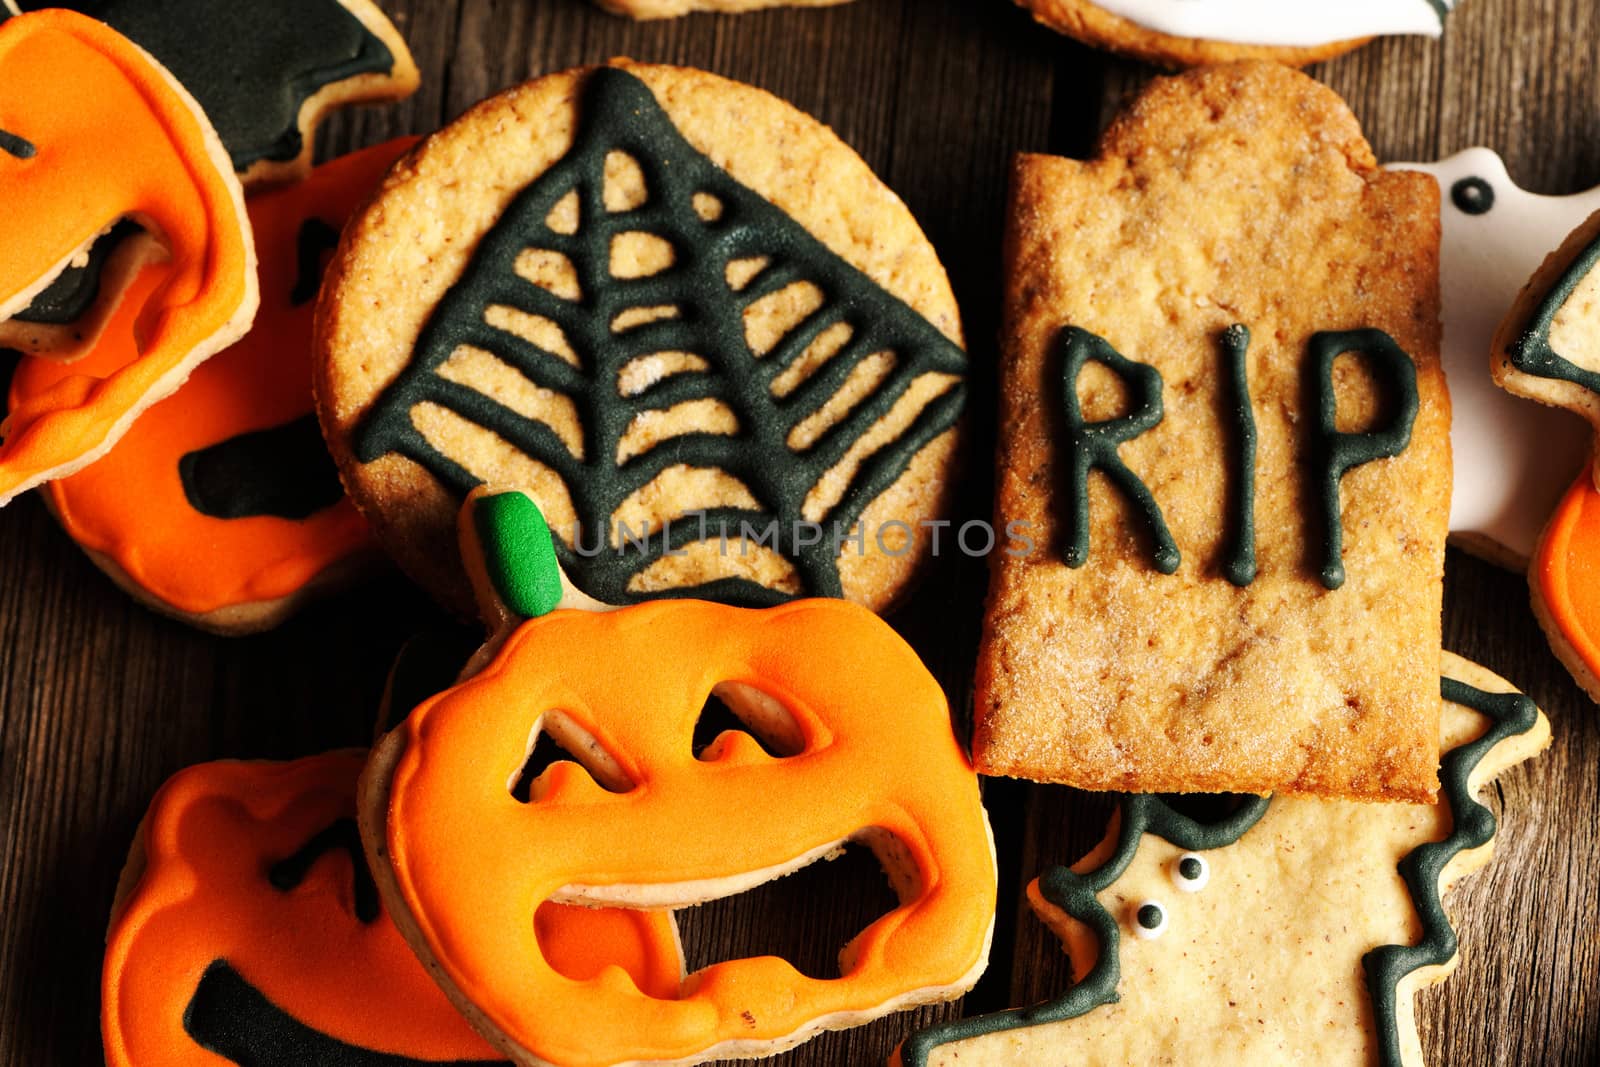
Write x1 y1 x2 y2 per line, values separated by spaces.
381 599 995 1067
13 140 416 617
0 10 254 502
1532 471 1600 682
103 751 683 1066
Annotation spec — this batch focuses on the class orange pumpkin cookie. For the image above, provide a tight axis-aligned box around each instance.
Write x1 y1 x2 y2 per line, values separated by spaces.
1530 473 1600 702
0 9 257 506
13 139 417 634
359 489 996 1066
103 751 684 1067
316 62 968 618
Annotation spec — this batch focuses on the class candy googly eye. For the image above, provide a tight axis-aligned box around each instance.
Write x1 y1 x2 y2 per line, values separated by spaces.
1133 901 1167 940
1450 176 1495 216
1172 852 1209 892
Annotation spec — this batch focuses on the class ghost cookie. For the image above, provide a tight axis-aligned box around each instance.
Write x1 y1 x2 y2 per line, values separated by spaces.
0 10 257 507
974 62 1449 800
591 0 851 18
898 652 1551 1067
315 61 968 617
12 140 417 634
357 489 996 1066
1013 0 1460 68
1392 149 1596 569
103 751 684 1067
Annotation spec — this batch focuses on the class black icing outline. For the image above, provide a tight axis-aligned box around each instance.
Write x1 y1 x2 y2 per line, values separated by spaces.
900 668 1538 1067
352 67 968 606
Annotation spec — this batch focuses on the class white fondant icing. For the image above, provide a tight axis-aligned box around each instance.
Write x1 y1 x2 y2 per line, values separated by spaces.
1091 0 1449 48
1393 149 1598 567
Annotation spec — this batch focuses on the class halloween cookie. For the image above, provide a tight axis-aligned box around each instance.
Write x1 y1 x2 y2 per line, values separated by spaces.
898 652 1551 1067
1392 149 1595 568
0 10 257 507
1493 210 1600 461
103 751 685 1067
358 489 996 1066
316 61 969 617
0 220 159 361
13 139 416 634
591 0 851 18
974 62 1449 801
1015 0 1459 68
1490 208 1600 701
2 0 418 187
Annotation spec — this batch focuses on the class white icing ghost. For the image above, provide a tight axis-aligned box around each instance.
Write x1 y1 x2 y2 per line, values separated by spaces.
1392 149 1598 567
1092 0 1452 48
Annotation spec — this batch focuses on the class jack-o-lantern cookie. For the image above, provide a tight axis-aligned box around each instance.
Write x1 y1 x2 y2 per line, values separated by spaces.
316 62 969 618
1391 149 1596 569
897 653 1550 1067
1 0 418 187
1015 0 1460 68
104 751 684 1067
974 63 1448 800
358 489 996 1066
12 139 417 634
591 0 851 18
0 10 257 506
0 0 414 360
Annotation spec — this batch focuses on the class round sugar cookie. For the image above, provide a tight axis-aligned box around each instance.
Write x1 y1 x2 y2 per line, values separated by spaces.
315 61 969 617
1014 0 1459 69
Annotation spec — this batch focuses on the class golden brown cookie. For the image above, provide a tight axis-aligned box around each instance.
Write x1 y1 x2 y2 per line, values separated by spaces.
1492 209 1600 466
315 61 968 616
899 653 1549 1067
1015 0 1458 69
592 0 850 18
973 62 1449 801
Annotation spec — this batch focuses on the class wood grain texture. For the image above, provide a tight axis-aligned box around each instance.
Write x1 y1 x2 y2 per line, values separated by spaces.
0 0 1595 1064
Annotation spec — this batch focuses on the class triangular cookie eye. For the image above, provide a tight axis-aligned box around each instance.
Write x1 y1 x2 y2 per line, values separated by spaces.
509 712 633 801
693 682 806 762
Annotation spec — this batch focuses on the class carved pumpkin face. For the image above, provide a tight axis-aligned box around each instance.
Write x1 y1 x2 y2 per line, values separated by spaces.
367 560 997 1066
0 10 254 503
102 751 683 1066
12 139 415 627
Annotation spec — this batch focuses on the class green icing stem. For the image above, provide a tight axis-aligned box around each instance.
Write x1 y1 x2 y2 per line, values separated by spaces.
899 670 1539 1067
1507 233 1600 395
1363 676 1540 1067
1059 327 1179 575
1220 324 1257 587
472 492 564 620
1310 329 1419 591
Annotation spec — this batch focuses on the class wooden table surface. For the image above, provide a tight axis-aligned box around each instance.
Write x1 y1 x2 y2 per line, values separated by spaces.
3 0 1598 1064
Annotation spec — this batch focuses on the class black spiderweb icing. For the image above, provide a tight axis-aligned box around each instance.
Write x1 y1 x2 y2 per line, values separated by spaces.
352 68 968 606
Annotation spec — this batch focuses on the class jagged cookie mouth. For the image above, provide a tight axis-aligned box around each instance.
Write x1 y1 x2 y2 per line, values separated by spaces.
181 960 507 1067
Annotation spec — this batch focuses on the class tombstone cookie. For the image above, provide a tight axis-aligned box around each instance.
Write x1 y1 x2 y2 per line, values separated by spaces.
12 139 417 634
1393 149 1595 568
974 62 1449 800
315 62 969 617
0 10 257 506
103 751 684 1067
358 489 997 1066
897 653 1550 1067
1014 0 1461 68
